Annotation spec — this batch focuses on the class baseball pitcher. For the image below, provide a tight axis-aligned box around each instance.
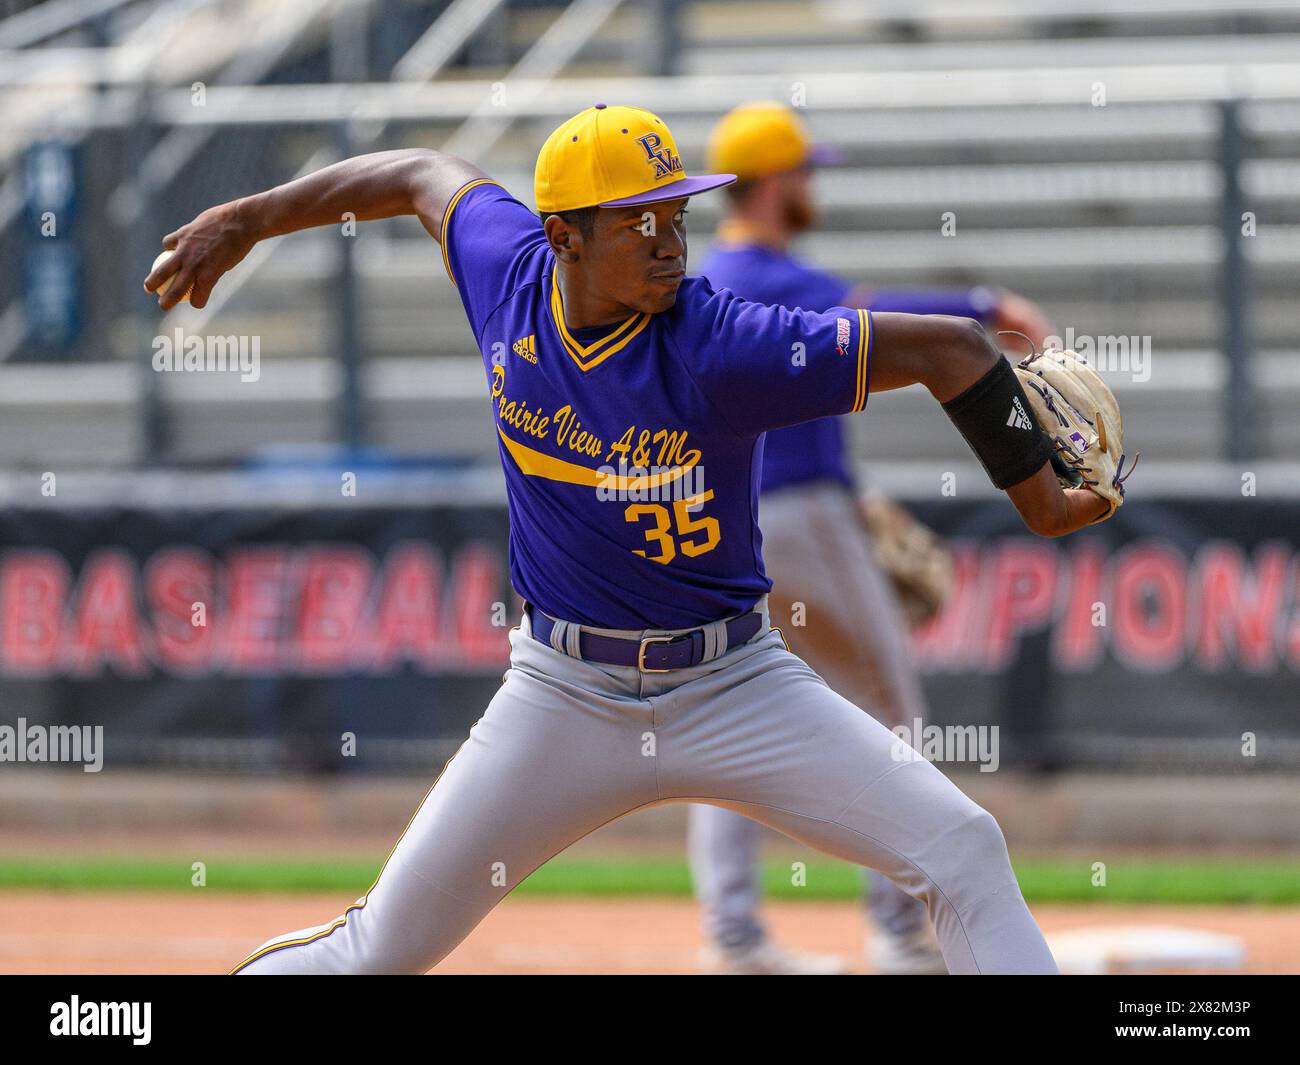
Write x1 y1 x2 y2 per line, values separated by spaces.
145 104 1126 976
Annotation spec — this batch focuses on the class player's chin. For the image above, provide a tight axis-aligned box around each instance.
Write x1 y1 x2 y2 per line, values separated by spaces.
642 276 683 312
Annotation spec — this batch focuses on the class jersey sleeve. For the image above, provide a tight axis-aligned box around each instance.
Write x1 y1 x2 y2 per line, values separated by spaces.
673 279 872 436
439 179 547 343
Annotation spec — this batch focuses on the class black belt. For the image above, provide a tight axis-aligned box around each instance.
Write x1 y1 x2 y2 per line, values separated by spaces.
525 602 765 672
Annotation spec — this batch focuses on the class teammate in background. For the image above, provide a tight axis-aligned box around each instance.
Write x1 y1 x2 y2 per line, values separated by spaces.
148 104 1109 976
690 102 1054 975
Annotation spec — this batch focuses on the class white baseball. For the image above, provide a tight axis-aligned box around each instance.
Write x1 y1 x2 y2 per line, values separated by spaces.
151 249 191 303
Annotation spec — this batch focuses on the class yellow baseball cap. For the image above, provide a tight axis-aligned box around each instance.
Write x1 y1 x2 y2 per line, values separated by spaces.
706 101 842 184
535 104 736 214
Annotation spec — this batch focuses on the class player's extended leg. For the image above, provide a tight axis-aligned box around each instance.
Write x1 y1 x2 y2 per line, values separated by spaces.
232 618 659 974
660 632 1057 976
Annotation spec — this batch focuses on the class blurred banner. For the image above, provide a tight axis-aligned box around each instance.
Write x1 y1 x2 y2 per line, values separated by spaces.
910 498 1300 771
0 503 516 772
0 497 1295 772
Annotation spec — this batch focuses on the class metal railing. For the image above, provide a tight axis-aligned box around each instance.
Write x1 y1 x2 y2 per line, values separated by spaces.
0 4 1291 465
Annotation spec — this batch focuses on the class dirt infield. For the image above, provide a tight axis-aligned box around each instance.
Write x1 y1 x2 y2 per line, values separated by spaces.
1 891 1296 974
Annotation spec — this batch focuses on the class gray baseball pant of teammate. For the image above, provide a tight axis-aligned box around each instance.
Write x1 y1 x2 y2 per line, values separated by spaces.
688 481 932 949
233 598 1056 975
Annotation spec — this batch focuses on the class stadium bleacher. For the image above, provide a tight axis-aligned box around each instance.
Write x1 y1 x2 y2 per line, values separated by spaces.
1 0 1298 467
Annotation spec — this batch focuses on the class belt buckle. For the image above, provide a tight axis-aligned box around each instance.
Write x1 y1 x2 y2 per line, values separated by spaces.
638 634 678 673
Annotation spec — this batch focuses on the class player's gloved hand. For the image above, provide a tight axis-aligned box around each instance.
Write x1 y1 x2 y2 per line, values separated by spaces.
143 201 256 310
1012 348 1138 525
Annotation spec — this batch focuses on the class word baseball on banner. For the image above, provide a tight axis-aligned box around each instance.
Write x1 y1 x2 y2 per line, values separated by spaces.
0 497 1294 771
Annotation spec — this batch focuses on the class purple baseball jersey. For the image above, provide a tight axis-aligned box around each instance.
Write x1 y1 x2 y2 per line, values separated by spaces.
441 179 872 629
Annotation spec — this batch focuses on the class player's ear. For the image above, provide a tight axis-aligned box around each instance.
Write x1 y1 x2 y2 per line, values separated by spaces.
543 214 581 264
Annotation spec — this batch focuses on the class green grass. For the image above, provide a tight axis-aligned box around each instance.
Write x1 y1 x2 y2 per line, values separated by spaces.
2 854 1299 904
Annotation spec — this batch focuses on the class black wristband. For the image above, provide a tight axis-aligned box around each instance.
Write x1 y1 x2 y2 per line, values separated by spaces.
941 358 1055 490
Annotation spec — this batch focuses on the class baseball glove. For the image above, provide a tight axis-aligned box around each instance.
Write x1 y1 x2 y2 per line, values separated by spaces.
860 496 955 629
1011 348 1137 524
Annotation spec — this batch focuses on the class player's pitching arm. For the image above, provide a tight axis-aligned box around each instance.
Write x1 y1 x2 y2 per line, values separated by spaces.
866 311 1109 537
143 149 484 310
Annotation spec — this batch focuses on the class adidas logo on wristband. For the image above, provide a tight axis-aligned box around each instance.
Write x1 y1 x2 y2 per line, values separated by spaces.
1006 398 1033 430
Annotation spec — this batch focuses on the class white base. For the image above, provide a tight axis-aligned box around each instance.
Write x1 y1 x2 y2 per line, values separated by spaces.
1046 924 1246 975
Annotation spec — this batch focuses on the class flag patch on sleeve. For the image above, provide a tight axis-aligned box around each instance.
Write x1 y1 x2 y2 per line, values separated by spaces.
835 317 851 358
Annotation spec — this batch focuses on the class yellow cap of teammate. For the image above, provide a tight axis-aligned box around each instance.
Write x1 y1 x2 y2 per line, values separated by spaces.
706 101 841 184
535 104 736 214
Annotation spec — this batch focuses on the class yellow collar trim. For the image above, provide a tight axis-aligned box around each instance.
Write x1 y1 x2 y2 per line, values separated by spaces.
548 265 651 372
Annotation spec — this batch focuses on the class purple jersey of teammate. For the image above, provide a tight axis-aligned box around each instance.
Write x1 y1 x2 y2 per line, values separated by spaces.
696 240 997 495
443 180 872 630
